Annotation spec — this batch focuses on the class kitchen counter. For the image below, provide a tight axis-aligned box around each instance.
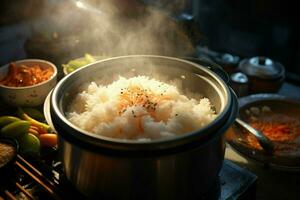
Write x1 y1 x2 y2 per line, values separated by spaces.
225 82 300 200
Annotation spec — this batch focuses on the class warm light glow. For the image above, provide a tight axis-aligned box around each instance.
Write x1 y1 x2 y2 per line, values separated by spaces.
75 0 102 15
75 1 86 9
67 0 193 57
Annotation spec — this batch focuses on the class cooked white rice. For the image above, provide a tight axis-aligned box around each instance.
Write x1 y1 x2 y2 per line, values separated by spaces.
67 76 217 140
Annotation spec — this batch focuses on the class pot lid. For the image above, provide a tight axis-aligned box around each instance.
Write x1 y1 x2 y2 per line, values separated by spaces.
216 53 240 65
239 57 285 79
230 72 248 84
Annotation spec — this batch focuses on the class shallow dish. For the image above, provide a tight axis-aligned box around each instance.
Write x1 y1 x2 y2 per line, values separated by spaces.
0 59 57 106
226 93 300 171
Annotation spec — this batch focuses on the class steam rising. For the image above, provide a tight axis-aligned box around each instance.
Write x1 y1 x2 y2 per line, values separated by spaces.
38 0 194 58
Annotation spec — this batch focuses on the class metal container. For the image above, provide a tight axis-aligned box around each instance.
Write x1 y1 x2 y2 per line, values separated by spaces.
230 72 249 97
239 57 285 93
214 53 240 74
49 55 238 200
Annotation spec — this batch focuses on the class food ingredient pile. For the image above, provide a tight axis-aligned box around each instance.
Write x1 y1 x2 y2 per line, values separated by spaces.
67 76 217 140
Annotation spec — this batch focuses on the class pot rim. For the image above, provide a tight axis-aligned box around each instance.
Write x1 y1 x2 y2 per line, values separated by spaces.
50 55 237 151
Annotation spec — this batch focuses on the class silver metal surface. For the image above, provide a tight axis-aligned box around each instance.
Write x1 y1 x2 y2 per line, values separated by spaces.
50 55 238 199
59 136 225 199
230 72 248 97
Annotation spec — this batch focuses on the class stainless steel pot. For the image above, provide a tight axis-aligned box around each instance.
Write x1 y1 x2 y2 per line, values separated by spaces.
50 55 238 200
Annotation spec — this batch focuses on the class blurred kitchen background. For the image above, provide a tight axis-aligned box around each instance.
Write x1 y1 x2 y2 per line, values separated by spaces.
0 0 299 83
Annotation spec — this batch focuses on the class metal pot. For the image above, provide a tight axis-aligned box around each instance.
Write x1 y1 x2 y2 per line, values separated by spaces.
238 56 285 93
50 55 238 200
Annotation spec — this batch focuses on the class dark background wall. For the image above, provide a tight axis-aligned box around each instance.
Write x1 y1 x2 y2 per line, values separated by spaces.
193 0 300 75
1 0 300 77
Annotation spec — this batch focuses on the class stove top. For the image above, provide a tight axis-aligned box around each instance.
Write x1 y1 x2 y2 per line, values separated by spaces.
220 160 256 200
0 149 257 200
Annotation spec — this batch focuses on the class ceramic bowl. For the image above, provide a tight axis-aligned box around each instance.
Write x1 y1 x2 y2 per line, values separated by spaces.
0 59 57 106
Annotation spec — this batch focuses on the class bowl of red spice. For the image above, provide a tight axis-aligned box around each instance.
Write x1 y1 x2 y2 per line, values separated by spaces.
0 59 57 106
226 93 300 171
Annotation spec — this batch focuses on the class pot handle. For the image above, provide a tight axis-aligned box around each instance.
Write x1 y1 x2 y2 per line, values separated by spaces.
182 57 230 84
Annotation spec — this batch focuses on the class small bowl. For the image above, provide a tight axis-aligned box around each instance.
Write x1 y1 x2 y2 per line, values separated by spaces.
0 59 57 106
0 138 18 175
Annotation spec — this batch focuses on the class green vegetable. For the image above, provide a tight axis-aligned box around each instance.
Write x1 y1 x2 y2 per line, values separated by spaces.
85 53 96 63
22 107 45 121
0 116 21 127
17 107 51 132
19 133 40 154
1 120 30 138
64 65 75 73
62 54 106 74
68 59 89 68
